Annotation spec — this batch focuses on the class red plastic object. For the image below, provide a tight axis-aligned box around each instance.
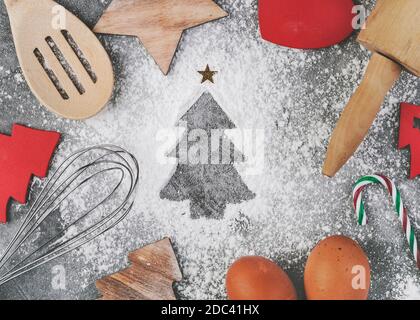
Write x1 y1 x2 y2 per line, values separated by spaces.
259 0 355 49
399 103 420 179
0 124 60 223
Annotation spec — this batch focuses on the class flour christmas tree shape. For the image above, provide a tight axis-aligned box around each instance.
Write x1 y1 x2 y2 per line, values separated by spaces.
160 92 255 219
94 0 228 75
96 238 182 300
399 103 420 179
0 124 60 223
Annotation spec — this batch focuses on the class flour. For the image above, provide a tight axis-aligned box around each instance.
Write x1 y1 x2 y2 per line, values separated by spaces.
400 277 420 300
0 0 419 300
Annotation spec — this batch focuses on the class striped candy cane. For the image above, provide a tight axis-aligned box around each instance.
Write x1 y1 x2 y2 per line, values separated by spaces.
352 174 420 269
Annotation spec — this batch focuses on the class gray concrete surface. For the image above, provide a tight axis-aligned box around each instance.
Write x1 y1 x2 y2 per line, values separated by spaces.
0 0 419 300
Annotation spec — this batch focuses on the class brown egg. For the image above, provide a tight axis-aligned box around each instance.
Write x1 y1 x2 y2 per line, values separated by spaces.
226 256 297 300
304 235 370 300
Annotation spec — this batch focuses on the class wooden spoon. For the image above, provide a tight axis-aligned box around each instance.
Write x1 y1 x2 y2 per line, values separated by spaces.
4 0 114 120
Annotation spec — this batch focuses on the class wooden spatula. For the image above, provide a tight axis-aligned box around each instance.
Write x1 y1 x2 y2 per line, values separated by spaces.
4 0 114 120
323 0 420 177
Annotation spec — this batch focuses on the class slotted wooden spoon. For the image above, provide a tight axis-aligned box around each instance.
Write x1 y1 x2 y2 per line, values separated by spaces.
4 0 114 120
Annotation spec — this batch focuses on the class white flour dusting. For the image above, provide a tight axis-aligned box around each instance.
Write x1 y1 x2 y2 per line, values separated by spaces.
0 0 419 300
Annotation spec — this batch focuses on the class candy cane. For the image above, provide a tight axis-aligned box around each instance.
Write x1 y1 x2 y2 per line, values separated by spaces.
352 174 420 269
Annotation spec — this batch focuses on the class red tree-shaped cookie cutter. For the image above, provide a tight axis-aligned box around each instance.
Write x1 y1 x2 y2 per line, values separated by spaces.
0 124 60 223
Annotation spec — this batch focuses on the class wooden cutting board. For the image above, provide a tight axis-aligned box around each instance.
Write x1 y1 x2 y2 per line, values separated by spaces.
96 238 182 300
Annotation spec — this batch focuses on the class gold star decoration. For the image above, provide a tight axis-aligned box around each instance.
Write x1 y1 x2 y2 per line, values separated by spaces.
94 0 228 75
198 65 217 83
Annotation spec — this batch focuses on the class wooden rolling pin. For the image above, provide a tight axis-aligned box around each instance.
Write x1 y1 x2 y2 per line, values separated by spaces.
323 0 420 177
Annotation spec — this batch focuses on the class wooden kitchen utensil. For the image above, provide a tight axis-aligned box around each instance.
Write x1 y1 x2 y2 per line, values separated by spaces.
323 0 420 177
4 0 114 120
96 238 182 300
94 0 228 75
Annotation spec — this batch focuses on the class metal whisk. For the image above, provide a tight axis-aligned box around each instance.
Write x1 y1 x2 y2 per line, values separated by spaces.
0 145 139 286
